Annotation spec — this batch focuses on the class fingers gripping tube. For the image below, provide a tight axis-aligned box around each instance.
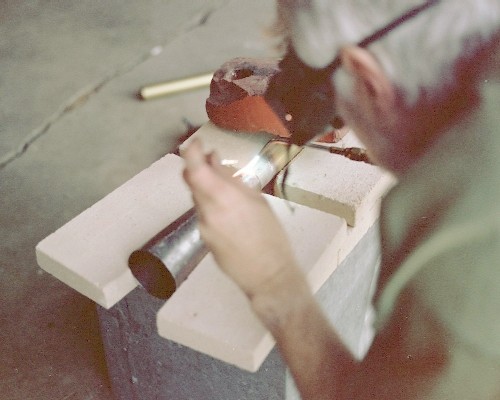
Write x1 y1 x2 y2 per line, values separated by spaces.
128 140 302 299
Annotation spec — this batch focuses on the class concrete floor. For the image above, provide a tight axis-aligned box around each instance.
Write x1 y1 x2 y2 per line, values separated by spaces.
0 1 279 398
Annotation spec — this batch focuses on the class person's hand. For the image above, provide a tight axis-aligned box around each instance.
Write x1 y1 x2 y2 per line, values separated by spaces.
182 138 303 299
276 0 338 68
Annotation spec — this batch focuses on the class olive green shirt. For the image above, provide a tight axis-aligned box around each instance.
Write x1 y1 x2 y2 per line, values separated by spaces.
375 80 500 398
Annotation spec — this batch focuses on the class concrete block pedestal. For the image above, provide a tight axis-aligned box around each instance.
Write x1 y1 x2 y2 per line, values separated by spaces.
98 288 287 400
36 123 392 399
97 224 380 400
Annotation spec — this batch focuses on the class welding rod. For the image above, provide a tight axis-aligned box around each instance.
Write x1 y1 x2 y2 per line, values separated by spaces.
128 140 302 300
139 72 214 100
306 142 372 164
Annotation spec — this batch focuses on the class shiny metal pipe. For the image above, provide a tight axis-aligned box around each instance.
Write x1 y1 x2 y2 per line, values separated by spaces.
139 73 214 100
128 139 301 299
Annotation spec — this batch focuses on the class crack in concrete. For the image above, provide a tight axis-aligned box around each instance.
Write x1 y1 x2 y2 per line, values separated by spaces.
0 2 225 171
0 83 105 170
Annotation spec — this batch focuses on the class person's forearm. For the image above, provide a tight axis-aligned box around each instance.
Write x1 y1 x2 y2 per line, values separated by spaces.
250 268 357 400
181 139 358 397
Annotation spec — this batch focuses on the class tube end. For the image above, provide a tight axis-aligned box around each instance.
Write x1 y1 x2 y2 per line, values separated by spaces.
128 250 177 299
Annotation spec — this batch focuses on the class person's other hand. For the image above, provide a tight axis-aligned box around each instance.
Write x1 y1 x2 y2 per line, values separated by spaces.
276 0 339 68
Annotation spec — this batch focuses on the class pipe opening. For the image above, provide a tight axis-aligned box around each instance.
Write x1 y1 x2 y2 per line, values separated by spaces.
129 250 177 299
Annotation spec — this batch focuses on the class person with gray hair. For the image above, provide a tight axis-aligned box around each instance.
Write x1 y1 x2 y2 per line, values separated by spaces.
182 0 500 398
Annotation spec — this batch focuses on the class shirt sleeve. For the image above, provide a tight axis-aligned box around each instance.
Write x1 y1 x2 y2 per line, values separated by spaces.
377 212 500 360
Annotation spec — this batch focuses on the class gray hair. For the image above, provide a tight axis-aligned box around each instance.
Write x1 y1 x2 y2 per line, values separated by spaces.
277 0 500 105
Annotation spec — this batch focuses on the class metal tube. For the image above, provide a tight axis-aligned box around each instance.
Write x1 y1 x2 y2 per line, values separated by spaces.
139 73 214 100
128 139 301 299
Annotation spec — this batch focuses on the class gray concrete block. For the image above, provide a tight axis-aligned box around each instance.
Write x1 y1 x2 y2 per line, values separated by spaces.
98 225 379 400
98 287 290 400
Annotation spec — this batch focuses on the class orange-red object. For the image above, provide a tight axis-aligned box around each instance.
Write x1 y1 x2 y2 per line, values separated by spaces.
206 57 348 143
